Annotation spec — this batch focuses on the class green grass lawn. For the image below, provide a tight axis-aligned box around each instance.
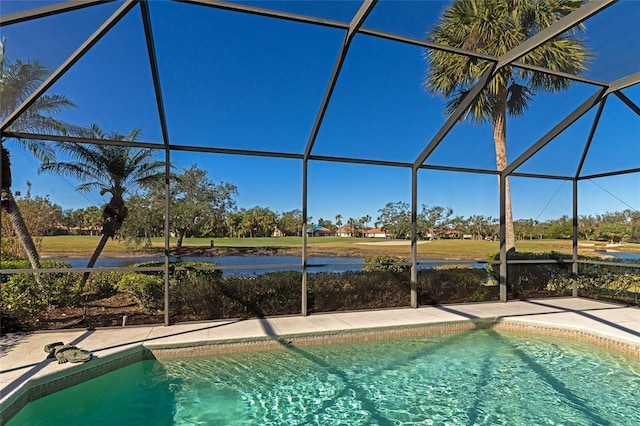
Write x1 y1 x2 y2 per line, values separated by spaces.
38 235 640 260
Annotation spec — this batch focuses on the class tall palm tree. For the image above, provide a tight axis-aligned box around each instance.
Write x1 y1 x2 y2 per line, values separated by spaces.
1 39 77 269
362 214 371 231
335 214 343 229
424 0 590 251
39 124 165 285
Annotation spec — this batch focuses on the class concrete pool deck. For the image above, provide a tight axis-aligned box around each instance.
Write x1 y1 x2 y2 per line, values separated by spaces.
1 297 639 420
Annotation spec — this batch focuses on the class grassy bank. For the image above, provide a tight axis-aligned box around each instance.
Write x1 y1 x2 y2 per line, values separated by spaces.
38 235 640 260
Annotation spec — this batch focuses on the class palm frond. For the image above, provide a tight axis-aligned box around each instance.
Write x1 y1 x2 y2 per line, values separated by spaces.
506 83 533 117
424 0 589 124
1 46 77 163
41 124 165 199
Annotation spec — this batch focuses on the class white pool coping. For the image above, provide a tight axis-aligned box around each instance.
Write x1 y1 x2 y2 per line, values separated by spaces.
1 297 639 422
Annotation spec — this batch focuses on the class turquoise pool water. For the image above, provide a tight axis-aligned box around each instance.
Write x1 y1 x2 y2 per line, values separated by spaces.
9 330 640 425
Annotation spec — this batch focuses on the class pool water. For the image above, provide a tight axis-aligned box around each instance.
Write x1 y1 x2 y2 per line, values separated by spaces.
9 330 640 425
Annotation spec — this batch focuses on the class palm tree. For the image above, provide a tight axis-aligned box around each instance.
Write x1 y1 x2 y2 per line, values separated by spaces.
39 124 165 285
1 39 77 269
360 215 371 237
423 0 589 251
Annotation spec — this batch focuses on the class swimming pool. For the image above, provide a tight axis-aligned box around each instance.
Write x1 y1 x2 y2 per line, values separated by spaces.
7 329 640 425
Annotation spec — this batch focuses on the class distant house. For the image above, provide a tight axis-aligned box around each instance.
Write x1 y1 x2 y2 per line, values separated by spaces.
425 228 435 240
444 229 460 239
336 226 353 237
308 226 335 237
364 227 387 238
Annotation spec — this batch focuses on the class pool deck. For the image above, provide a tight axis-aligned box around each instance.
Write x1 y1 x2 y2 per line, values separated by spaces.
1 297 639 414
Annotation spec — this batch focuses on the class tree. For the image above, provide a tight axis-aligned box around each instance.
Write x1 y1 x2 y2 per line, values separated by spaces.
226 211 244 238
424 0 589 251
347 217 361 238
39 124 165 285
317 217 334 230
376 201 411 239
1 39 77 269
15 182 63 237
81 206 103 236
170 165 238 246
514 218 538 240
597 222 630 244
467 214 498 240
118 179 166 241
419 205 453 239
277 209 303 236
239 206 277 238
0 182 62 257
117 192 164 246
546 215 572 239
359 215 372 237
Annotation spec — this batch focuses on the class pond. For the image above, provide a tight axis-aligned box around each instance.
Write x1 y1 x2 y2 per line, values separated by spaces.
49 256 485 275
52 256 362 274
602 252 640 261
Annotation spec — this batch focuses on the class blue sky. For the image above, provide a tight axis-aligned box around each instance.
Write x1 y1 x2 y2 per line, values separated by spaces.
1 0 638 225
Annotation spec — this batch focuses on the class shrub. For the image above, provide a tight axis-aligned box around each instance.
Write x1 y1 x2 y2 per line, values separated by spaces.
486 251 640 302
117 261 224 312
487 251 573 297
84 271 122 296
117 272 165 310
363 255 409 272
219 271 302 317
309 270 410 312
0 260 78 320
1 273 48 317
418 267 492 304
170 266 224 317
575 258 640 304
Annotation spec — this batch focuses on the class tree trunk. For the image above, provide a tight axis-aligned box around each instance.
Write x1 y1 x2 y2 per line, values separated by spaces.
80 232 110 287
1 188 42 271
1 148 41 268
79 195 128 288
493 89 516 251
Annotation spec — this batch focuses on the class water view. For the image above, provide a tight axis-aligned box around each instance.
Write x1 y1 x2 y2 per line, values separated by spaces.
49 256 486 275
52 256 362 274
48 252 640 275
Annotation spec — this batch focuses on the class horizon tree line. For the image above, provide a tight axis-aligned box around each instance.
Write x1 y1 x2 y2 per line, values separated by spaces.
4 183 638 259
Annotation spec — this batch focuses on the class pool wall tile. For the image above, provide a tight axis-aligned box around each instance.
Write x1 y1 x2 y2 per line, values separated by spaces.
492 321 640 357
144 319 496 359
